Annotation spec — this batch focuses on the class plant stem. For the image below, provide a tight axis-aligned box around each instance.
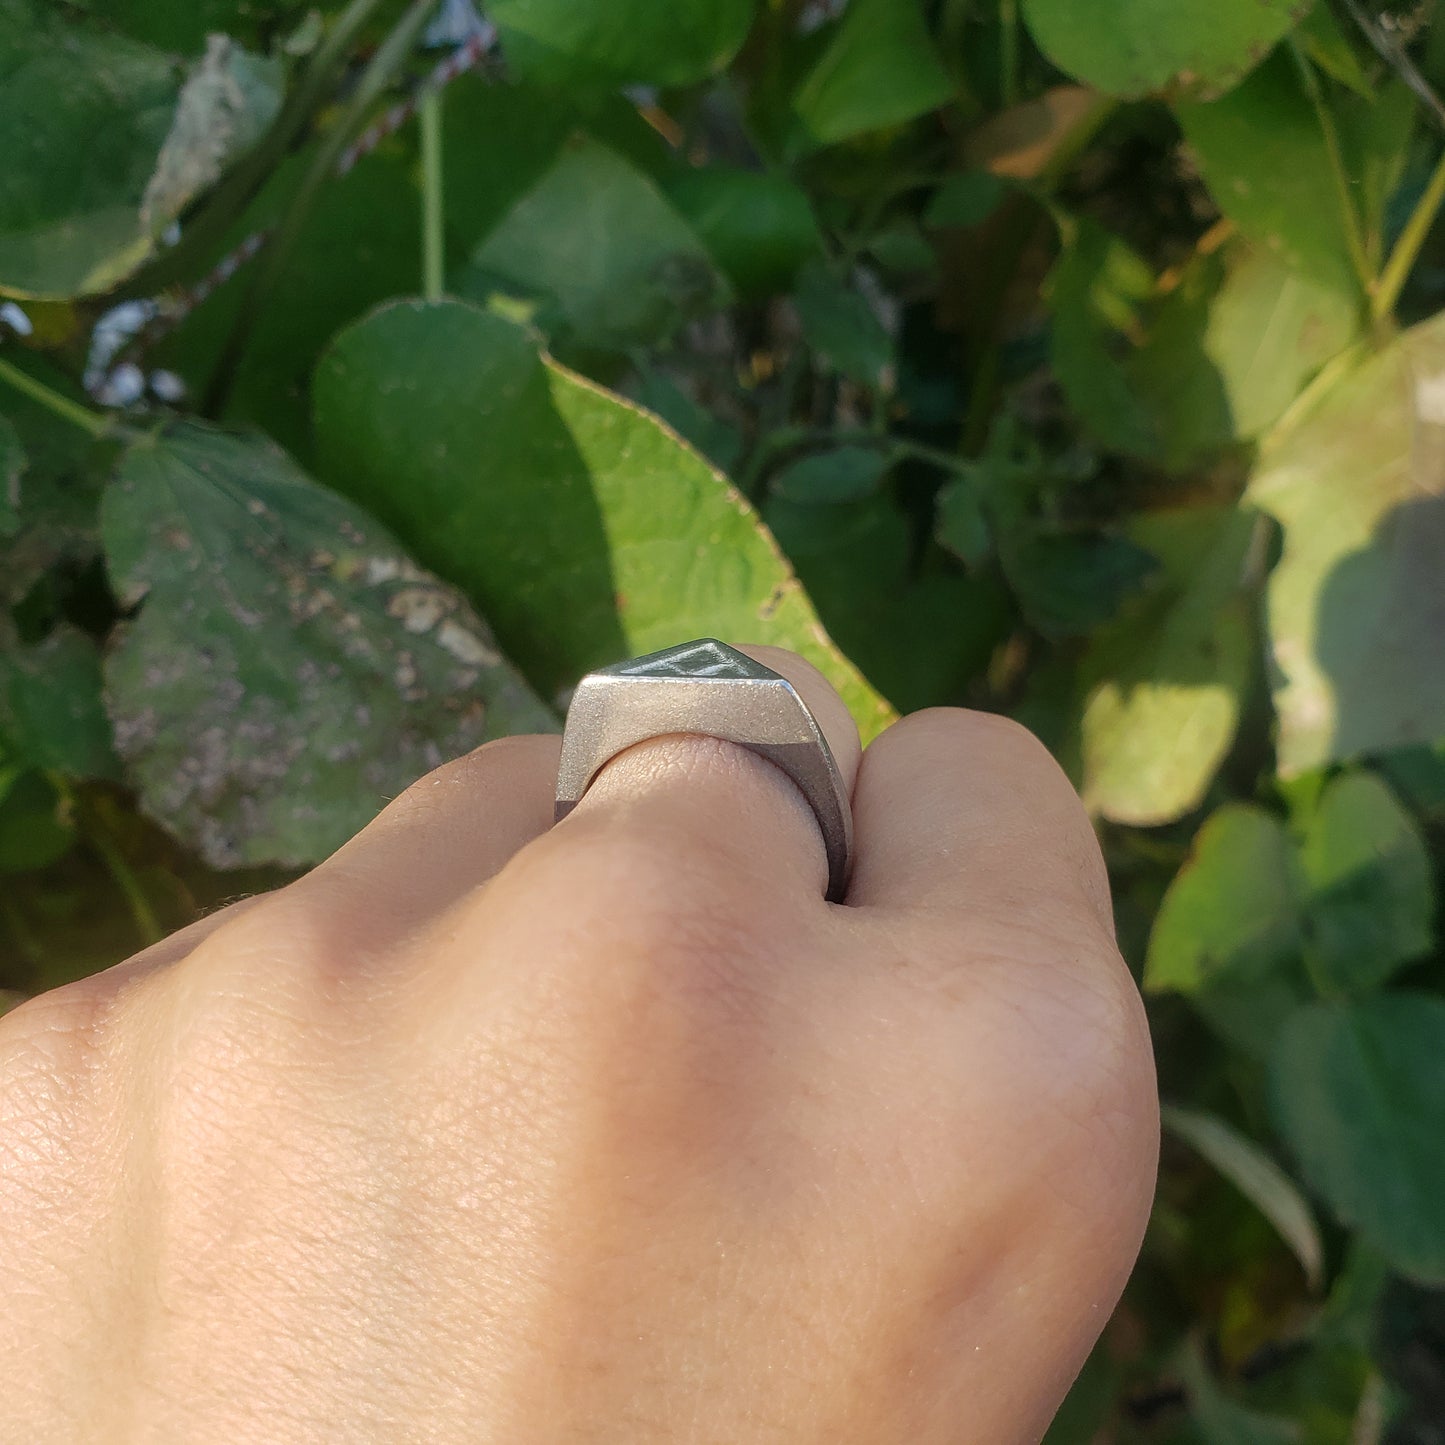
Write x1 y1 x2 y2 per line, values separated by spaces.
0 358 112 440
205 0 437 414
1373 142 1445 323
999 0 1019 108
1337 0 1445 132
420 85 446 303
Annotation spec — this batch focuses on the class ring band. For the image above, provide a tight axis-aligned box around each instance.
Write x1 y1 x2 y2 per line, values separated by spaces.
554 639 854 901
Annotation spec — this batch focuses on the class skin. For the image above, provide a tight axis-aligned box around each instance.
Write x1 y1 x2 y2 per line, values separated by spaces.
0 645 1158 1444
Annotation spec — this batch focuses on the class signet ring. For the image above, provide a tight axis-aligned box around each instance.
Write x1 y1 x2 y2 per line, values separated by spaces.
554 639 855 902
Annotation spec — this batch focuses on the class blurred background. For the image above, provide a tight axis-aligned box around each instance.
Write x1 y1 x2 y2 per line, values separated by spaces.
2 0 1444 1436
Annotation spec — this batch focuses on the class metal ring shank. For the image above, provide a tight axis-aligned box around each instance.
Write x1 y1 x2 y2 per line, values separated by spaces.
555 663 854 902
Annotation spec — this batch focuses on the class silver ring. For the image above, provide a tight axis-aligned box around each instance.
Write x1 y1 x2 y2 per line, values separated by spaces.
555 639 854 901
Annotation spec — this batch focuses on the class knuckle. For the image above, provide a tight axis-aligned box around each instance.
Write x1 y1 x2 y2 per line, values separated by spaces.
908 707 1071 795
0 976 134 1206
495 811 784 1035
902 707 1112 922
511 810 749 941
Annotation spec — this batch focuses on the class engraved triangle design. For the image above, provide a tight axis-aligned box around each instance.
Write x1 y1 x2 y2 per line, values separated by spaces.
613 639 773 681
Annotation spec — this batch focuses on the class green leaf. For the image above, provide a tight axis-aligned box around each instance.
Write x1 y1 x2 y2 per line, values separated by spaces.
1180 1339 1303 1444
487 0 754 90
1050 226 1358 465
0 413 23 537
1162 1104 1324 1288
0 360 107 606
1335 80 1416 272
1299 772 1435 994
70 0 313 53
793 261 895 391
769 446 890 506
1022 0 1311 99
441 77 581 249
1078 505 1258 825
1041 1346 1120 1444
764 492 1010 716
0 1 279 301
313 298 895 738
999 528 1158 639
662 167 822 300
464 137 726 352
0 627 120 780
101 422 555 869
925 172 1008 229
789 0 953 152
1137 244 1358 462
1146 804 1312 1058
935 475 991 571
624 370 743 476
1379 740 1445 821
1176 49 1363 297
0 0 180 298
0 765 74 874
1047 221 1162 459
1295 5 1372 97
155 144 428 460
1247 310 1445 773
137 35 282 235
1270 993 1445 1282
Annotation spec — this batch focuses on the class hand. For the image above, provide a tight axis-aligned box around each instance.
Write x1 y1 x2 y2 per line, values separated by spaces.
0 646 1157 1444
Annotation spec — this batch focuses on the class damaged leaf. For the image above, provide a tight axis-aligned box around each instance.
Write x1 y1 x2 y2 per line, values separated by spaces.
141 34 282 235
101 423 556 869
0 0 277 300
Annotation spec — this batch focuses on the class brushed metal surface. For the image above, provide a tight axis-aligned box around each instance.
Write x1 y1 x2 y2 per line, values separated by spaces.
555 639 854 901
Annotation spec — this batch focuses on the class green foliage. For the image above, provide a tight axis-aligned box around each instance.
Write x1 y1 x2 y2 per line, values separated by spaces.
1271 994 1445 1281
3 0 1444 1433
102 422 553 866
1022 0 1310 98
1249 311 1445 774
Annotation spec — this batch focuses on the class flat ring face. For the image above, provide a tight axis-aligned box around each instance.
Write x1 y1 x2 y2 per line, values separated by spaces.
554 639 854 901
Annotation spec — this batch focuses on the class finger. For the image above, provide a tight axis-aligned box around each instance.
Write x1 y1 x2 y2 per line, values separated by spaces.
283 732 563 951
557 643 861 908
845 707 1114 932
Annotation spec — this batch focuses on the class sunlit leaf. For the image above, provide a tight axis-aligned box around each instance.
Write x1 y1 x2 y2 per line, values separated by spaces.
1176 50 1364 297
1248 310 1445 772
1078 505 1258 825
1146 804 1311 1058
313 298 895 737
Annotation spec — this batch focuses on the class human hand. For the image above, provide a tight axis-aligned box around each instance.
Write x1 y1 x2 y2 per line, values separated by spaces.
0 645 1157 1443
